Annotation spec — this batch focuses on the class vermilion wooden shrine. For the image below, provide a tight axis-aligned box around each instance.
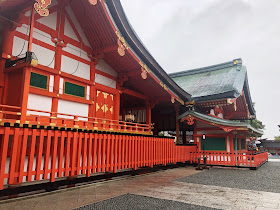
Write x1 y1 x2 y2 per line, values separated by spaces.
0 0 267 191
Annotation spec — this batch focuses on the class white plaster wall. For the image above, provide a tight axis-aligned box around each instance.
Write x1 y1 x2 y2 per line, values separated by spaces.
86 85 90 100
49 75 54 92
59 78 64 94
57 99 89 120
66 6 91 47
16 25 55 47
37 12 57 30
12 36 28 56
63 43 90 61
95 73 116 89
61 55 90 80
27 93 52 116
226 136 230 152
32 43 55 68
64 17 79 41
96 59 117 77
12 36 55 68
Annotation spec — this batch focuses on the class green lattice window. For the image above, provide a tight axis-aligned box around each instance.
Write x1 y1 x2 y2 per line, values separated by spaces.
233 138 240 151
30 72 48 89
240 139 246 150
201 137 226 151
64 81 85 98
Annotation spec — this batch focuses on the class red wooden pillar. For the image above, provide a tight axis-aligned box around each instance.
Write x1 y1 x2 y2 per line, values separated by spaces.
51 11 65 115
51 44 63 114
174 104 180 144
89 60 97 118
114 92 120 121
20 67 31 123
146 101 151 125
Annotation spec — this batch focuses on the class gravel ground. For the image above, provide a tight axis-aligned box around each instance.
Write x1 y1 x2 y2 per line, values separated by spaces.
176 162 280 193
76 194 215 210
269 156 280 159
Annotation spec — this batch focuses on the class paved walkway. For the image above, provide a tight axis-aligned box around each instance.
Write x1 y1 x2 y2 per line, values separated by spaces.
1 162 280 210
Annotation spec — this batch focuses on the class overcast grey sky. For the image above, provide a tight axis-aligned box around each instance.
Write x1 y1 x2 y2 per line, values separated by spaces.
120 0 280 139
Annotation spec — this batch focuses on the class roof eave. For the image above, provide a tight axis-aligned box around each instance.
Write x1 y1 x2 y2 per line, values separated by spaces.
106 0 191 101
191 90 238 102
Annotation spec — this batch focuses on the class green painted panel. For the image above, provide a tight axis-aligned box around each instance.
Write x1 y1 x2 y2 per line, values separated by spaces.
65 82 85 98
233 138 240 151
241 139 246 150
201 137 226 151
30 72 47 89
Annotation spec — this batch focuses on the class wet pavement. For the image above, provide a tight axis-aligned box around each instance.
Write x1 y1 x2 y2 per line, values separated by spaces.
1 160 280 210
176 162 280 193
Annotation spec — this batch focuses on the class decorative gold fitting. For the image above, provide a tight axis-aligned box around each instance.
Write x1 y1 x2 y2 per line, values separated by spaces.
57 94 59 97
110 128 114 130
25 121 29 124
50 123 56 126
74 119 79 122
26 114 30 116
30 59 38 67
74 125 79 128
38 122 40 125
0 119 2 122
94 127 98 129
7 55 11 58
0 111 2 113
50 116 57 119
17 112 21 115
59 71 61 74
16 120 20 123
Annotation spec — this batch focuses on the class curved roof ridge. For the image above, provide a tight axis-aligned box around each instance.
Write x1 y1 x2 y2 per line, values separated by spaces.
106 0 191 101
169 58 242 78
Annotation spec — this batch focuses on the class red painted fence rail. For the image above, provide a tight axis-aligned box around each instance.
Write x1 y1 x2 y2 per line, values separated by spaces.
189 151 268 167
0 126 196 190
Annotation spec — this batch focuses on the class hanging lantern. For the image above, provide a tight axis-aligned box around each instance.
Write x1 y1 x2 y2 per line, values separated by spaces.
125 112 135 122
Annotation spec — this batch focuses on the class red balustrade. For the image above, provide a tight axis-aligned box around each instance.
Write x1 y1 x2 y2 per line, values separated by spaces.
189 151 268 168
0 105 153 134
0 126 196 190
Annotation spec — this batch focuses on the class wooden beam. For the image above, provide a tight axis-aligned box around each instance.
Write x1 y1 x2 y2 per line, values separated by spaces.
122 89 147 100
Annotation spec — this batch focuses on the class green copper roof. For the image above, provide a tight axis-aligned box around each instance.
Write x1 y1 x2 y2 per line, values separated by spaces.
178 110 263 135
169 59 255 115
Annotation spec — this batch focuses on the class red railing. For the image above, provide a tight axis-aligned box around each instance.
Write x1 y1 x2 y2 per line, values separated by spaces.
0 126 196 190
189 151 268 167
0 105 153 134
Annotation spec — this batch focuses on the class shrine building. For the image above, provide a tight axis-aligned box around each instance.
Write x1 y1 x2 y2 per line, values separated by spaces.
0 0 267 191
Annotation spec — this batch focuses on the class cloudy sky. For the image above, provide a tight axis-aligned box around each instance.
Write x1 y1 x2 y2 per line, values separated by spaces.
120 0 280 139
